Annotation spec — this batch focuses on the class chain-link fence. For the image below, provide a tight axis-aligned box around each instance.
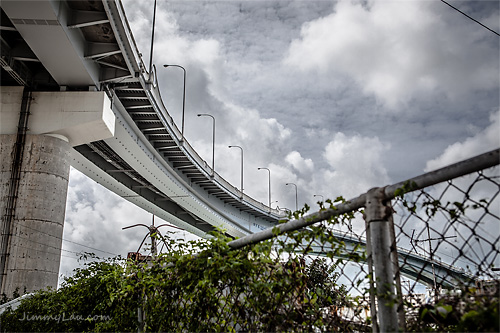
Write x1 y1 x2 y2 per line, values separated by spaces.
392 163 499 331
217 148 499 332
1 150 498 332
123 149 498 332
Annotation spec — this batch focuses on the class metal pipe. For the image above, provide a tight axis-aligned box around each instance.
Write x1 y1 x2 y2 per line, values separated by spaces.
364 218 379 333
148 0 157 80
228 149 499 251
228 194 366 249
365 187 399 332
384 148 499 199
228 145 243 196
258 167 271 207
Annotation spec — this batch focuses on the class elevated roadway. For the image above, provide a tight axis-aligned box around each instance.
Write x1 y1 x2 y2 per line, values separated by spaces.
310 232 475 288
1 0 285 239
0 0 475 294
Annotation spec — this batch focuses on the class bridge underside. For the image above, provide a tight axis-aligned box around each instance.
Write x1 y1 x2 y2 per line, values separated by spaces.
0 0 474 300
0 0 284 296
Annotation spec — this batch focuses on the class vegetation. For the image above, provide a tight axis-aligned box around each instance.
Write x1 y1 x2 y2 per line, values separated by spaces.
1 190 498 332
0 224 357 332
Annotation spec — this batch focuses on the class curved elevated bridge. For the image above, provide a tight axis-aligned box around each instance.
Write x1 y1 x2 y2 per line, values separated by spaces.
1 0 284 238
311 232 475 288
0 0 479 288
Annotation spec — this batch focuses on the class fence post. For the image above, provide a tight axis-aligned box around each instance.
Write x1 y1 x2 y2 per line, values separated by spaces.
365 187 399 332
388 210 406 330
365 219 379 332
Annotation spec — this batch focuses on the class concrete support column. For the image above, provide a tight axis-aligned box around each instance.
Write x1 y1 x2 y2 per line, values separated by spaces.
0 134 70 297
1 86 115 296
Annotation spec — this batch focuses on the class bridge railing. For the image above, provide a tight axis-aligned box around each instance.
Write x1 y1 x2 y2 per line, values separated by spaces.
213 149 499 332
110 0 283 220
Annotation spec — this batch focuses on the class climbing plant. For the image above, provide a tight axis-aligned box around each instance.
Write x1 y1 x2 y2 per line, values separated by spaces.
2 181 497 332
0 211 365 332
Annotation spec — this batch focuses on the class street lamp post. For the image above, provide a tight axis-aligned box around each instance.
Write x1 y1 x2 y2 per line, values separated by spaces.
163 64 186 141
197 113 215 176
228 145 243 197
148 0 157 81
285 182 298 211
257 167 271 207
313 194 324 202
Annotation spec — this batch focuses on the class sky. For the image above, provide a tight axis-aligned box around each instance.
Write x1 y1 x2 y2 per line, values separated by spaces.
58 0 500 281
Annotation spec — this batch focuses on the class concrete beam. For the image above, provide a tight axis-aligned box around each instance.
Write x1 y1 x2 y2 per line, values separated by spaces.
1 86 115 146
1 0 101 86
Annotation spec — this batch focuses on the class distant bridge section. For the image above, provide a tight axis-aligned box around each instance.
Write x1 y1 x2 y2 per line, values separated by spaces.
312 232 475 288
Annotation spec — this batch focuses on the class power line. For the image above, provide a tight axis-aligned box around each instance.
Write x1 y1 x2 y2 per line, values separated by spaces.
14 234 83 256
62 239 119 257
13 223 119 257
12 242 84 263
10 241 79 260
441 0 500 37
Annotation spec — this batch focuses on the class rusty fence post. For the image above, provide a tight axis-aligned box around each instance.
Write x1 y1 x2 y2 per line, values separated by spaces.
364 187 399 332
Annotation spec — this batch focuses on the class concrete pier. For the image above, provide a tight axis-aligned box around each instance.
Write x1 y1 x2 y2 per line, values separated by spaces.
0 134 70 296
0 86 115 297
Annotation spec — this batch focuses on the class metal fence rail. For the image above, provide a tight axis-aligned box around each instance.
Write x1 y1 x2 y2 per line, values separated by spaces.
223 148 499 332
12 150 493 331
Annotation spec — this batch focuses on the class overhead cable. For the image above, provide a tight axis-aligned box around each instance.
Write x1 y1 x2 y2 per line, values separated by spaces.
441 0 500 37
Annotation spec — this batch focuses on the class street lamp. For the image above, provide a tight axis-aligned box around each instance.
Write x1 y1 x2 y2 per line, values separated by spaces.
228 145 243 196
257 167 271 207
285 182 298 211
163 64 186 141
197 113 215 176
313 194 324 202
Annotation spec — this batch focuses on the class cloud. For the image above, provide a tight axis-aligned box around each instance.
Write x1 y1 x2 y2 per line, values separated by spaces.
425 110 500 171
284 0 499 108
321 132 391 198
285 151 314 174
50 0 497 285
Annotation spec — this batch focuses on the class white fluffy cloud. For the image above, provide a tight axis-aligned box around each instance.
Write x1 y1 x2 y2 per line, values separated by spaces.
425 110 500 171
322 132 391 198
285 151 314 174
285 0 499 108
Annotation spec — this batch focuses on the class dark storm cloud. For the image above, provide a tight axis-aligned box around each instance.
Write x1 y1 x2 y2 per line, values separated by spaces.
61 0 499 276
